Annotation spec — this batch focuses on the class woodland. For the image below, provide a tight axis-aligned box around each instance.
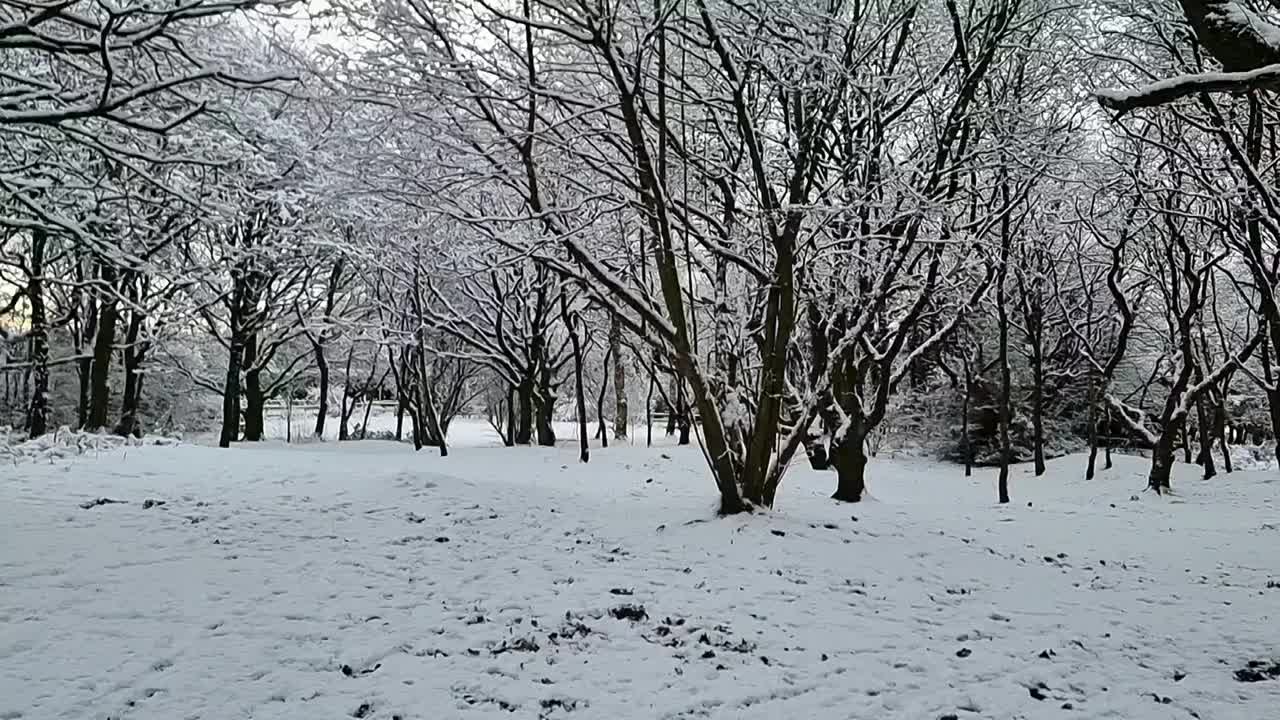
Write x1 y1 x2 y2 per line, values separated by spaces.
6 0 1280 513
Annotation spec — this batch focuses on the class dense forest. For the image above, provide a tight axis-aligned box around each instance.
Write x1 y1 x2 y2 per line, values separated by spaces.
5 0 1280 513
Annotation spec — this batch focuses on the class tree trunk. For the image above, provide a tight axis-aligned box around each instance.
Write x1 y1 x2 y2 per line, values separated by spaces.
997 286 1012 505
610 314 627 439
86 264 119 431
595 345 609 449
505 384 516 446
561 296 589 463
339 384 352 441
219 339 243 448
1196 397 1216 480
830 424 868 503
516 379 534 445
338 345 355 441
395 395 406 441
25 229 49 439
414 342 447 457
665 379 677 436
1148 429 1176 494
677 388 691 445
1268 388 1280 467
962 358 974 478
76 358 91 429
314 347 329 438
1086 377 1099 481
75 278 97 429
535 389 556 446
1104 407 1114 470
534 353 556 447
114 298 147 438
242 333 265 442
1031 351 1046 476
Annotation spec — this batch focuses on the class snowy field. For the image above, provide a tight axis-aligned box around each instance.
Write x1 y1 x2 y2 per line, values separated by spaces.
3 425 1280 720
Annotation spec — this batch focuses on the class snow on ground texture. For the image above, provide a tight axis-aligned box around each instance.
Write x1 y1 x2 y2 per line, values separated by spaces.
2 431 1279 720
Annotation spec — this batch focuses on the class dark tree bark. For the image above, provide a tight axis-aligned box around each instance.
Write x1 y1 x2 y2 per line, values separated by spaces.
1086 373 1100 481
242 333 265 442
610 313 627 439
338 345 355 441
516 378 534 445
75 258 96 429
311 256 346 438
25 229 49 439
314 346 330 437
505 384 517 446
995 175 1013 505
1195 394 1217 480
535 385 556 446
1105 410 1115 470
219 336 243 448
595 342 610 449
561 293 590 463
114 276 149 438
676 387 691 445
86 263 119 431
962 351 974 478
830 417 869 503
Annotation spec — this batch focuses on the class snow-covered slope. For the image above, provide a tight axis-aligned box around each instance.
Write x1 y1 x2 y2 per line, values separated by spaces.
2 437 1278 719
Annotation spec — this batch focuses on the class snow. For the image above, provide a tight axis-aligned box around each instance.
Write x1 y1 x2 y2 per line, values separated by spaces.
3 424 1280 719
1095 63 1280 112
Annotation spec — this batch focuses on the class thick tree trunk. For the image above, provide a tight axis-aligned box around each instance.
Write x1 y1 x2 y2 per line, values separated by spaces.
242 334 265 442
76 357 91 429
115 366 144 438
86 264 119 431
1268 387 1280 466
219 342 243 448
414 342 447 457
314 349 329 438
504 384 516 446
1148 429 1177 493
535 389 556 447
676 388 691 445
830 424 869 503
339 385 352 441
516 379 534 445
534 353 556 447
406 387 423 451
114 302 147 438
359 393 374 440
610 314 627 440
26 230 49 439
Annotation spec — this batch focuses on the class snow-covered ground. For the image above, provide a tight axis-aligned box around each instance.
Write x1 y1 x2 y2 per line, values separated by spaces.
3 424 1279 719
